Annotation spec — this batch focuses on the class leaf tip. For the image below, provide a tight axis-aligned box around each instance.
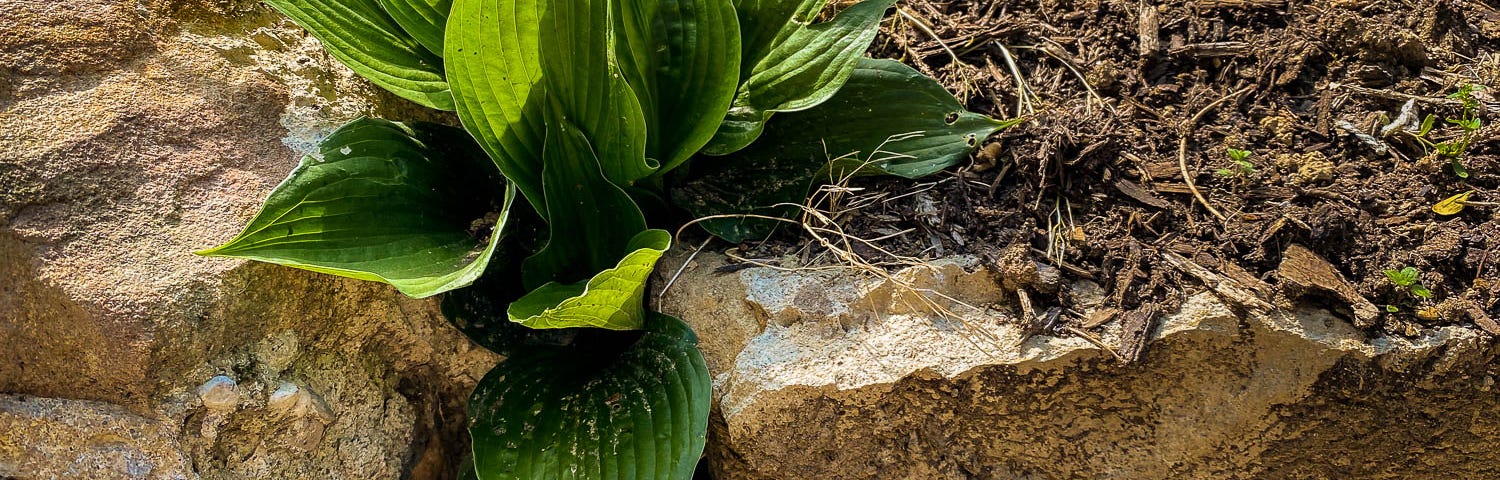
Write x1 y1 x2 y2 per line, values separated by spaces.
192 245 227 257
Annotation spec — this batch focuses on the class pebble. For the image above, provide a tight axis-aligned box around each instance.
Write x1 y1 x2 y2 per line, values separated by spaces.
197 375 240 412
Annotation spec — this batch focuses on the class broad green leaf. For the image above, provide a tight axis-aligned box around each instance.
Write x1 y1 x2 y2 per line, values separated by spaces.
197 117 510 298
469 313 710 480
646 0 743 172
521 114 649 288
539 0 655 186
510 230 670 330
676 59 1022 242
266 0 453 110
445 0 548 213
702 0 896 155
611 0 660 142
521 0 662 287
375 0 452 57
734 0 824 69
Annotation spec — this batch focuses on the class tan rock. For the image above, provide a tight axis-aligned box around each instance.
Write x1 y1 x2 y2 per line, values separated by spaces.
0 395 193 480
657 251 1500 479
0 1 492 479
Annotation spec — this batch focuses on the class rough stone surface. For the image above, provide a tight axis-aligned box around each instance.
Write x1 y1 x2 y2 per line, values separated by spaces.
0 395 193 480
0 1 493 479
656 251 1500 479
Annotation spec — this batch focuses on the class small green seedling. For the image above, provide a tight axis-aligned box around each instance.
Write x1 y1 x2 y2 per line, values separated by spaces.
1384 266 1433 299
1215 147 1255 178
1410 84 1486 178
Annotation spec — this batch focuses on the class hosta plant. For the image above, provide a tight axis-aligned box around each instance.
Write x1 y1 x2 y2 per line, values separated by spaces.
199 0 1018 477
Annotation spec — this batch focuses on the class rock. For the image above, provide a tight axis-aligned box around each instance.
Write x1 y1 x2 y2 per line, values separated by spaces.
656 251 1500 479
0 1 494 479
0 395 193 480
196 376 240 412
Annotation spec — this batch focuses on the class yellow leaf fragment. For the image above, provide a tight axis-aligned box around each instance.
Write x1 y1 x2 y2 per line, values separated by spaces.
1432 190 1474 216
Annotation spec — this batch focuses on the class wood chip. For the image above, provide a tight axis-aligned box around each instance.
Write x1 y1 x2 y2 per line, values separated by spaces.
1138 161 1181 179
1117 305 1159 363
1276 244 1381 327
1137 0 1160 57
1469 306 1499 336
1194 0 1287 8
1114 178 1173 209
1169 41 1250 57
1081 307 1120 329
1159 251 1274 313
1153 183 1194 194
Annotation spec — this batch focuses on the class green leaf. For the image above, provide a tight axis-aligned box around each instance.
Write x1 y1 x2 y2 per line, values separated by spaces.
1418 114 1436 136
520 0 668 287
1227 148 1251 163
510 230 671 330
1435 141 1463 157
703 0 897 155
1384 267 1418 287
469 313 710 480
1410 283 1433 299
612 0 744 175
265 0 453 110
1452 156 1470 178
375 0 453 57
539 0 655 187
522 114 650 288
676 59 1021 242
734 0 825 68
445 0 548 212
197 117 509 298
646 0 743 172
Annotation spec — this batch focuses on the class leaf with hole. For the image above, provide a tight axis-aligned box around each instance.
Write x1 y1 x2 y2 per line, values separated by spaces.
676 58 1021 242
265 0 453 110
197 117 509 298
469 313 710 480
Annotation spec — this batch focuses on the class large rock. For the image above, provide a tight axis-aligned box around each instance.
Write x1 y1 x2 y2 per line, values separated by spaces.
0 396 193 480
0 1 494 478
656 252 1500 478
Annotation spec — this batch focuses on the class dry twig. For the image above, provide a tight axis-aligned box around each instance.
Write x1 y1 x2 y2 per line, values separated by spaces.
1177 86 1253 221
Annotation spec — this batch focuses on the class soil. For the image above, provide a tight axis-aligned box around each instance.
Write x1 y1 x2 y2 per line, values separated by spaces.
736 0 1500 343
